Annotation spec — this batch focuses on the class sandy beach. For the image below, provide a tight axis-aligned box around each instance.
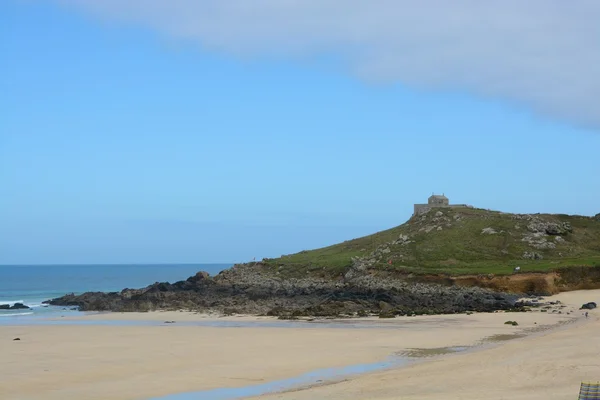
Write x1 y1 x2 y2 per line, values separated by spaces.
1 290 598 400
257 290 600 400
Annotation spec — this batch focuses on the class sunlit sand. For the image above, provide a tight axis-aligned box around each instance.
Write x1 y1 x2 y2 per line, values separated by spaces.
0 290 597 400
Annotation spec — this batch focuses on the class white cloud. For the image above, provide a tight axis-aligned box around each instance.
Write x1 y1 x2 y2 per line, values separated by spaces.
56 0 600 129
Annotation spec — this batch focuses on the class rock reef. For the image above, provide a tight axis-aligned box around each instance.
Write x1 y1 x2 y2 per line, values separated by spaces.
46 264 522 317
0 303 30 310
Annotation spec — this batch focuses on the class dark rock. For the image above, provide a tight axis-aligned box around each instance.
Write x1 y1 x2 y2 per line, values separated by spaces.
13 338 21 341
378 301 393 312
0 303 30 310
378 311 396 318
186 271 211 283
45 264 523 317
581 302 597 310
514 301 536 308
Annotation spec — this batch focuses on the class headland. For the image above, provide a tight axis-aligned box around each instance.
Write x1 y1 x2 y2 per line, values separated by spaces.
46 201 600 318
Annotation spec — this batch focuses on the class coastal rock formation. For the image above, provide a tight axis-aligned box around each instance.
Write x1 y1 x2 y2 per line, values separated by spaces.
0 303 30 310
46 264 521 317
44 206 600 317
580 302 597 310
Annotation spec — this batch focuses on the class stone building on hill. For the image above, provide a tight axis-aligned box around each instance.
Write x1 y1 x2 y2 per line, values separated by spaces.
413 193 472 216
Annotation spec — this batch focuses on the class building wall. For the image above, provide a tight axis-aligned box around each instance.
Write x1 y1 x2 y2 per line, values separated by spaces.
413 204 430 216
428 197 449 206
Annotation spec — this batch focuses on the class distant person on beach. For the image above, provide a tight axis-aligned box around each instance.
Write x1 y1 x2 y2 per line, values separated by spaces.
585 312 588 318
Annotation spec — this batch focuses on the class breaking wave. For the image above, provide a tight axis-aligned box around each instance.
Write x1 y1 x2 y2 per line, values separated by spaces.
0 312 34 317
0 300 25 306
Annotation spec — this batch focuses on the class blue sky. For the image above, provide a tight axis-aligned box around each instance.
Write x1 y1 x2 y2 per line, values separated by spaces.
1 1 599 264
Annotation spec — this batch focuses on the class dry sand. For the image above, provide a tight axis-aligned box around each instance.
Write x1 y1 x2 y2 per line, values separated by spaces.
0 290 598 400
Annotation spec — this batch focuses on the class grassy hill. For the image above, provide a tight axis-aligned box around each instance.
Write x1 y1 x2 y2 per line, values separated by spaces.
259 207 600 278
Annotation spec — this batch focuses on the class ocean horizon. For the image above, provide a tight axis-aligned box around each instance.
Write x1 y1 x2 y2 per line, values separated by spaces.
0 263 232 318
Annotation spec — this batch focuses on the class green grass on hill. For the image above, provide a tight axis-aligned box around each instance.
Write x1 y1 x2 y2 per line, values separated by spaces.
260 207 600 277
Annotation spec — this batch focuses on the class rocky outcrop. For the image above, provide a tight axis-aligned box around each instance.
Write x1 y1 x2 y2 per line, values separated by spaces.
522 232 556 250
527 220 572 236
344 233 413 280
0 303 30 310
516 216 574 251
45 264 522 317
522 251 544 260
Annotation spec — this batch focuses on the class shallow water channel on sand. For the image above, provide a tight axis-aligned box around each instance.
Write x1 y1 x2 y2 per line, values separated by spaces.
149 346 472 400
147 320 574 400
148 356 410 400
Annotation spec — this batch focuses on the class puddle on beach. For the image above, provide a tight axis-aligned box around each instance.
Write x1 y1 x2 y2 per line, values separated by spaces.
481 317 577 344
396 346 470 358
148 357 411 400
483 333 526 342
150 345 474 400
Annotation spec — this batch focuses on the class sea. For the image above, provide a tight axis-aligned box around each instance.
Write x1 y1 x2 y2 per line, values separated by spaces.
0 264 231 319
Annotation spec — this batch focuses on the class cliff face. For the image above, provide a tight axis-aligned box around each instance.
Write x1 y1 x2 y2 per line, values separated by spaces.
418 266 600 294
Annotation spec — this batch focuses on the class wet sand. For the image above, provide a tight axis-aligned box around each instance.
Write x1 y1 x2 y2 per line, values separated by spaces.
0 290 596 400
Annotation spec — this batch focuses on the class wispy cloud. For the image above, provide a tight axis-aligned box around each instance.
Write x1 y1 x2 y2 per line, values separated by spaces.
55 0 600 129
